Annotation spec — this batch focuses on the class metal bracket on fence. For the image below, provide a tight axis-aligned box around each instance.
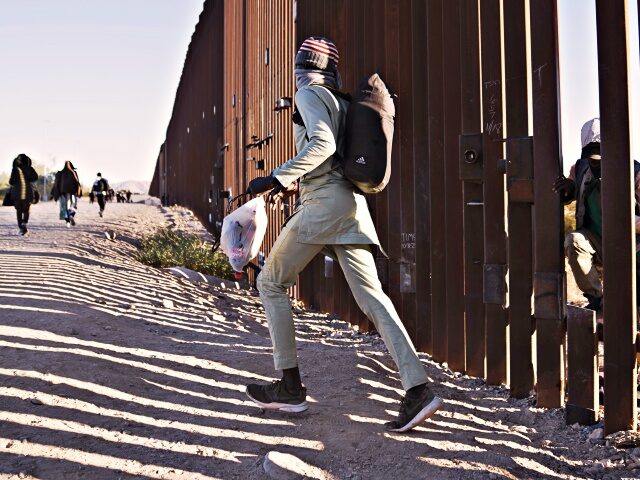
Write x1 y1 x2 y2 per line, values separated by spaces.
483 263 508 306
503 136 534 203
566 305 599 425
459 133 484 181
534 272 566 320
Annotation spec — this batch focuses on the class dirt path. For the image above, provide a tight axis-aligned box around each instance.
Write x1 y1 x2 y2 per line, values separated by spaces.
0 199 633 479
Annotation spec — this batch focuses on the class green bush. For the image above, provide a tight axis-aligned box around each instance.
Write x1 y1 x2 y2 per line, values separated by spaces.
136 228 234 279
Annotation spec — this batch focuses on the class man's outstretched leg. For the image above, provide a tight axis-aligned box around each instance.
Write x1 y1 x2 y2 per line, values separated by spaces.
246 216 323 412
334 244 443 432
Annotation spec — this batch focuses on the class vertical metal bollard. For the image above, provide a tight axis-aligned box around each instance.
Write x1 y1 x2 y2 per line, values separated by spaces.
411 0 433 355
480 0 508 385
530 0 566 408
595 0 638 435
459 0 485 379
503 0 535 398
427 0 448 363
444 0 466 374
566 305 599 425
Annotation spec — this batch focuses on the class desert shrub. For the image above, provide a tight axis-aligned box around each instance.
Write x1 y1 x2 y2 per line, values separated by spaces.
136 228 234 279
564 202 576 237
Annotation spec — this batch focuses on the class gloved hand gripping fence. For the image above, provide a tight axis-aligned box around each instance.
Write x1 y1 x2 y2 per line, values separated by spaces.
248 174 280 196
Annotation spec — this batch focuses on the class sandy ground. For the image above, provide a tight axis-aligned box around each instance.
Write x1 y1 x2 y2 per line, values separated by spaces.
0 198 636 480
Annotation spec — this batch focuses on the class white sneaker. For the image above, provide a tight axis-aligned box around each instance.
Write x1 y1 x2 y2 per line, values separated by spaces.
66 221 71 228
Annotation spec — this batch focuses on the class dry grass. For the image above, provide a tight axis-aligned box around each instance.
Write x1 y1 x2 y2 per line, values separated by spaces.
564 202 576 237
136 227 234 279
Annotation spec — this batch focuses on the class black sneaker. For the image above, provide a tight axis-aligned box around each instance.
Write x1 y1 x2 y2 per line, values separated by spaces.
19 223 27 235
385 387 444 433
246 380 308 413
70 216 76 226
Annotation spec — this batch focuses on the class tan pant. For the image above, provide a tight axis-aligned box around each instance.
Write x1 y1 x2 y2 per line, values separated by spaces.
564 229 602 298
257 213 429 391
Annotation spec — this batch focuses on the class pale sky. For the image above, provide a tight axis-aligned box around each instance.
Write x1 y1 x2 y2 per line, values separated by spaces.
0 0 203 183
0 1 638 182
557 0 640 171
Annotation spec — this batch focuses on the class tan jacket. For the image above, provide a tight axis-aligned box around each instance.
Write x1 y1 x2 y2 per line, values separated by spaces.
272 85 380 246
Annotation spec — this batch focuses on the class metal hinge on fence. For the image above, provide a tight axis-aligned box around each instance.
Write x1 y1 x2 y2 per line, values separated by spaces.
534 272 566 320
483 263 508 306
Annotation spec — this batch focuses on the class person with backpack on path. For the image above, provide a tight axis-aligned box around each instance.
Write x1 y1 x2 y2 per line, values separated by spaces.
245 36 443 433
92 172 110 217
553 117 640 312
52 161 81 228
8 153 38 235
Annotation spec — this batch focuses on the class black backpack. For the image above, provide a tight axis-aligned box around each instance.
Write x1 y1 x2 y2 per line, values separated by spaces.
339 74 395 194
93 178 107 193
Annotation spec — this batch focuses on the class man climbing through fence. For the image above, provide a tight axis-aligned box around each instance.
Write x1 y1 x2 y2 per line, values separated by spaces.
244 36 443 433
553 117 640 312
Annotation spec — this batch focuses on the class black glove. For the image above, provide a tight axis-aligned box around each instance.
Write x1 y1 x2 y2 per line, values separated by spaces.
552 176 576 202
248 174 280 195
267 180 299 204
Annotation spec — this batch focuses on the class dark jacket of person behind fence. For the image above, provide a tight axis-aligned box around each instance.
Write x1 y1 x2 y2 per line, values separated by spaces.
9 153 38 235
553 117 640 311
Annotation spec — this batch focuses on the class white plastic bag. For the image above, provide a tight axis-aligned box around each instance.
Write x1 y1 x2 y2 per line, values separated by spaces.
220 196 268 272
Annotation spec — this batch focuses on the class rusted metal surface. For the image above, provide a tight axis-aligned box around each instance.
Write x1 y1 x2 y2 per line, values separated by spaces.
459 0 485 378
530 0 566 408
566 305 599 425
443 0 465 373
480 0 508 386
157 1 225 231
595 0 638 435
150 0 640 433
503 0 534 398
413 0 432 354
427 0 447 363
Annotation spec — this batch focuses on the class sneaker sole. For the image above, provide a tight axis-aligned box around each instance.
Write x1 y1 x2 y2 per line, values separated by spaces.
245 390 308 413
387 396 444 433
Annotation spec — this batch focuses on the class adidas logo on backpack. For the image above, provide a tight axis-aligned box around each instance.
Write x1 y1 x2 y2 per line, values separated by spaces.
355 156 366 165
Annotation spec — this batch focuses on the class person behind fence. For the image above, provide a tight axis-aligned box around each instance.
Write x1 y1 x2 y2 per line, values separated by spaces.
244 36 443 433
8 153 38 235
553 117 640 312
51 160 81 228
92 172 110 217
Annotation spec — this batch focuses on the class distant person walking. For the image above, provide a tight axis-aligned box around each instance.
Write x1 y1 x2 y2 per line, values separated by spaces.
52 161 81 227
92 172 110 217
8 153 38 235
